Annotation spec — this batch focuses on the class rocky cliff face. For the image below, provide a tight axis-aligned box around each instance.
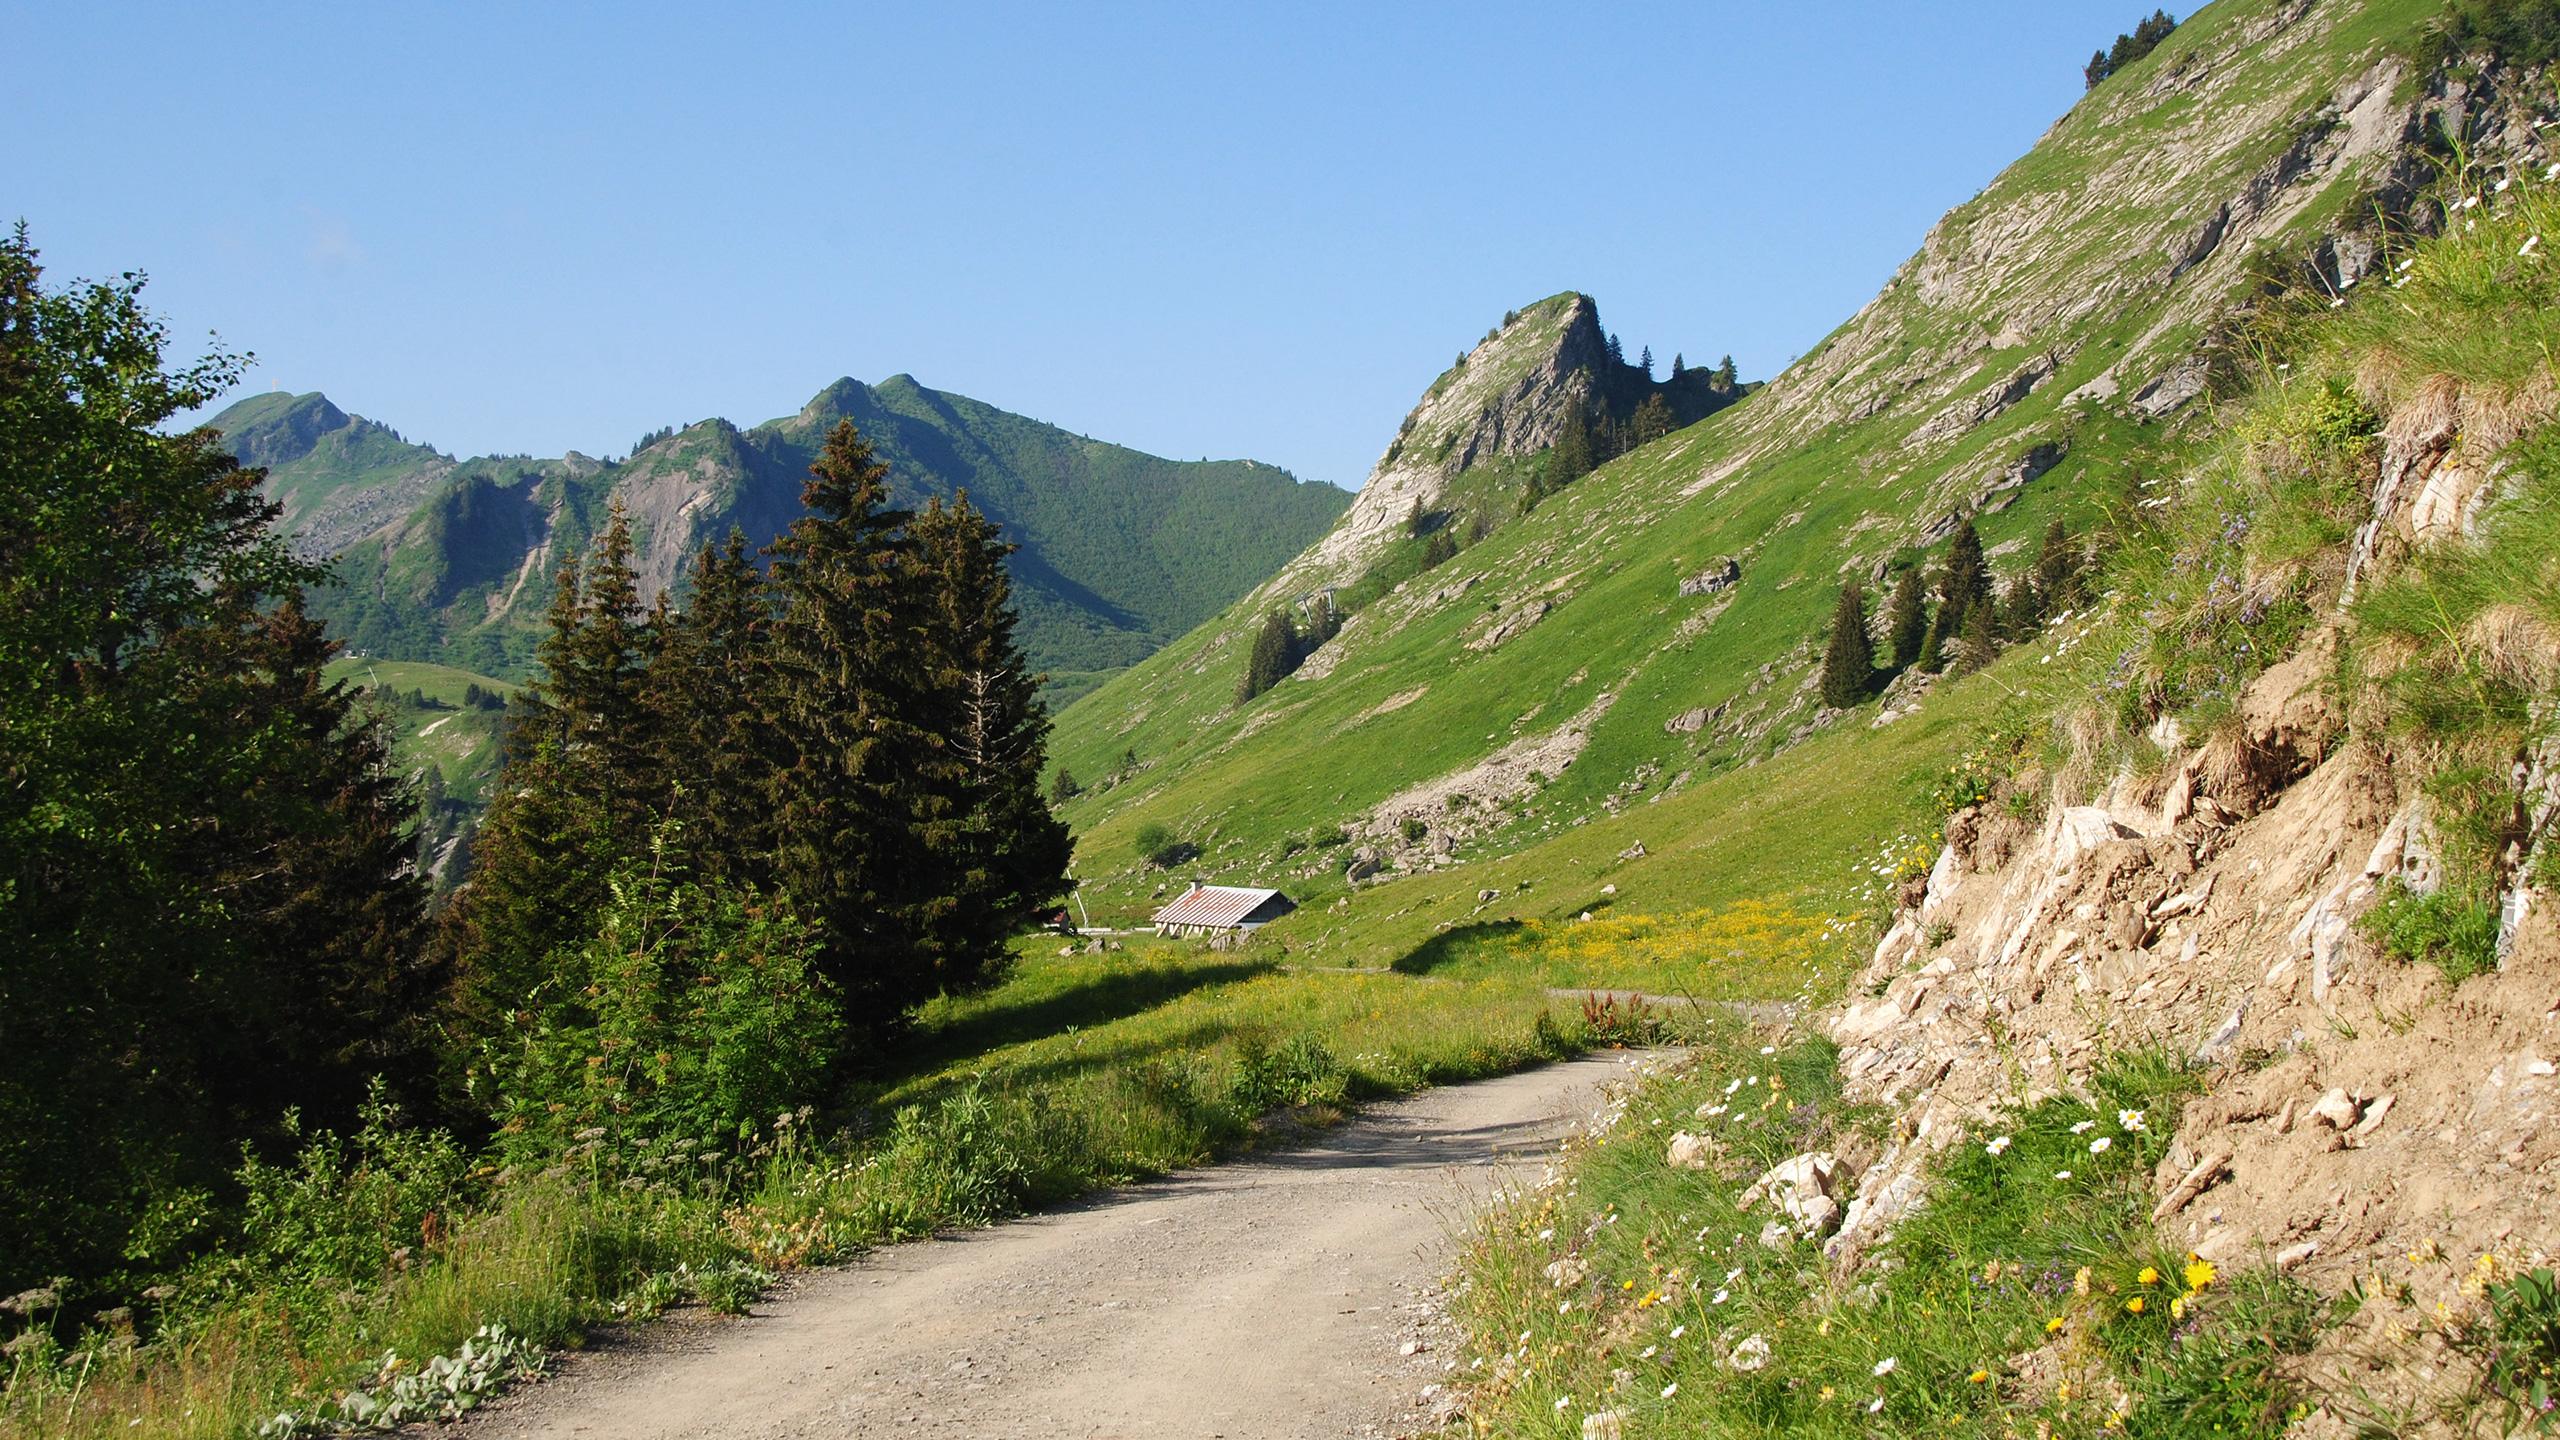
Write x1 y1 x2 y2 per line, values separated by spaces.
1823 352 2560 1424
1293 293 1740 583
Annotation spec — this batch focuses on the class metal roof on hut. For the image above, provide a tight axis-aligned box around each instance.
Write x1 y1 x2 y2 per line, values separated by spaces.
1150 884 1295 937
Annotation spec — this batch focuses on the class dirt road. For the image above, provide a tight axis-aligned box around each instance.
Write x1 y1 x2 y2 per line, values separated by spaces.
451 1052 1640 1440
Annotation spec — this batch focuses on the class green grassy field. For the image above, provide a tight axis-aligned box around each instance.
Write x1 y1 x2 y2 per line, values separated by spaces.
325 656 515 804
1043 0 2436 941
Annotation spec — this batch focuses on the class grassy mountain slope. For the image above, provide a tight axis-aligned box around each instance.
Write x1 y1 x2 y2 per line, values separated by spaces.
1049 0 2449 926
214 379 1347 700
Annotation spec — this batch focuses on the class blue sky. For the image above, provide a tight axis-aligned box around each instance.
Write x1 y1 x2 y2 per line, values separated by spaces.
10 3 2151 490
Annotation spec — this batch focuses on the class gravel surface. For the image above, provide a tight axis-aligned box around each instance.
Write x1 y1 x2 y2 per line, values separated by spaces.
448 1052 1640 1440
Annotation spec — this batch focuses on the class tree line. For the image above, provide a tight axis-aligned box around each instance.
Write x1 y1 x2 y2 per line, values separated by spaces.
0 232 1073 1304
1819 516 2089 709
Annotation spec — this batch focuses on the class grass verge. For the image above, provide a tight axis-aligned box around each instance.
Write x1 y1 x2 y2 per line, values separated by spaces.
1 945 1584 1440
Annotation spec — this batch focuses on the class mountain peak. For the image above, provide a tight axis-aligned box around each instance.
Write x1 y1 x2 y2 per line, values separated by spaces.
1291 292 1738 581
209 390 356 471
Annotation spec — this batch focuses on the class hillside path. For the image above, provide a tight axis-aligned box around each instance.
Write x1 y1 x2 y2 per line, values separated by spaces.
448 1052 1643 1440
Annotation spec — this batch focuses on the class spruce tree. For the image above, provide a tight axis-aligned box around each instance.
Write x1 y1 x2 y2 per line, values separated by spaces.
1918 519 1990 672
2000 574 2044 640
1671 353 1686 378
1632 393 1675 447
1956 590 2003 674
1049 767 1081 804
911 492 1073 995
1713 354 1738 389
1607 332 1625 367
1882 564 1929 670
1818 582 1877 709
763 420 938 1032
643 529 775 880
2033 518 2080 613
1550 404 1598 487
445 543 631 1028
1239 609 1301 702
1638 344 1654 378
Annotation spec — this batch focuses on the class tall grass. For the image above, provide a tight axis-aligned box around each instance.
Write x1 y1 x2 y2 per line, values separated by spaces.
2 946 1584 1439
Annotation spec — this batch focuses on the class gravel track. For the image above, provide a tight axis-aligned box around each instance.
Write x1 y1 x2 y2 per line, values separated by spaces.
449 1052 1640 1440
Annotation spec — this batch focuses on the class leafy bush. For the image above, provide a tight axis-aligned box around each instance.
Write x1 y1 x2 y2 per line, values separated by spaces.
222 1083 470 1293
1132 821 1190 867
1229 1033 1349 1112
485 849 838 1167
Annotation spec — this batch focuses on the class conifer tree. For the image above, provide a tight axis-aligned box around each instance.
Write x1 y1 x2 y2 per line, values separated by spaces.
1239 609 1302 702
1818 581 1877 709
1882 564 1929 670
763 420 939 1030
1049 767 1081 804
1550 404 1598 487
2034 518 2081 612
552 503 651 832
0 233 426 1290
446 540 637 1027
911 492 1073 995
1632 393 1675 447
1638 345 1654 378
1607 332 1625 368
1956 589 2003 674
1671 353 1686 378
643 529 775 879
2000 574 2044 640
1918 519 1989 672
1713 354 1738 389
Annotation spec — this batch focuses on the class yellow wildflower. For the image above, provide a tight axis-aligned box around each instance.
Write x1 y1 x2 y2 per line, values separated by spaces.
2169 1295 2187 1321
2072 1266 2091 1296
2137 1266 2160 1286
2125 1296 2146 1314
2183 1259 2216 1291
1818 1385 1836 1402
1968 1369 1991 1384
2046 1316 2066 1334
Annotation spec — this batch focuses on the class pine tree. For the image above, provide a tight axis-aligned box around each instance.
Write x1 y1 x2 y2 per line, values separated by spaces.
1882 564 1929 669
1607 332 1625 368
1671 353 1686 378
552 502 650 831
763 420 938 1033
1239 609 1302 702
2085 48 2110 88
1550 404 1598 487
1713 354 1738 389
912 492 1073 995
1632 393 1675 447
1638 344 1654 378
643 529 776 880
1818 582 1877 709
2033 518 2080 613
1049 767 1081 804
445 540 635 1028
1956 590 2003 674
2000 575 2045 640
1918 519 1990 671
